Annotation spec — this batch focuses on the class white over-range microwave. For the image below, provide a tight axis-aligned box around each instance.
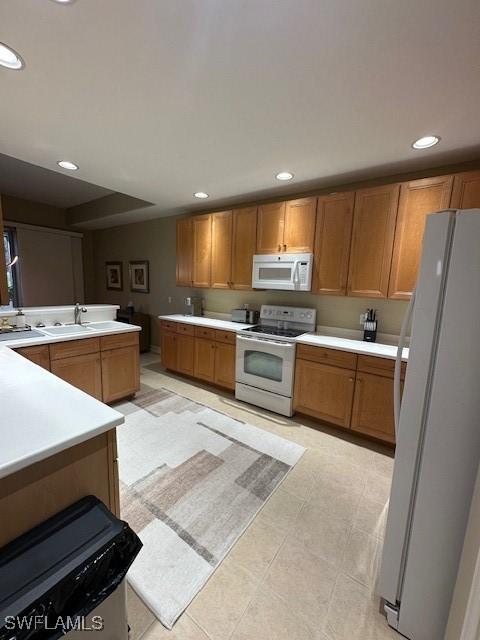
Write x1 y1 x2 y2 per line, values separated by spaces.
252 253 313 291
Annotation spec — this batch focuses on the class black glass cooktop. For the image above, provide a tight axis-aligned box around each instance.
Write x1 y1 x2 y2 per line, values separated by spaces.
242 325 307 338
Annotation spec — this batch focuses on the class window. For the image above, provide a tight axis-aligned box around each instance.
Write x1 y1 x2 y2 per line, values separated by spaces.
3 226 21 307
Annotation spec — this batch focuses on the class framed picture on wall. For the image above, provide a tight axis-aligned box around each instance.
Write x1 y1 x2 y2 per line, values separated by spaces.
105 261 123 291
129 260 149 293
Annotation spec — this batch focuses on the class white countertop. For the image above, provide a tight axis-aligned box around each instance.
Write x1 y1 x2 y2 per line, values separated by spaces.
158 314 254 332
1 320 140 349
159 314 408 361
0 347 124 480
297 333 408 361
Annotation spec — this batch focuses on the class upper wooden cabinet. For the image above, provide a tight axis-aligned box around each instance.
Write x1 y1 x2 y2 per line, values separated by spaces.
0 197 8 305
211 211 233 289
347 184 399 298
256 197 316 254
388 176 453 299
176 218 193 287
192 214 212 288
312 192 354 296
283 197 317 252
231 207 257 290
450 170 480 209
256 202 285 253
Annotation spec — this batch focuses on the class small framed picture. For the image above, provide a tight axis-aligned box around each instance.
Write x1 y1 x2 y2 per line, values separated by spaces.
129 260 150 293
106 262 123 291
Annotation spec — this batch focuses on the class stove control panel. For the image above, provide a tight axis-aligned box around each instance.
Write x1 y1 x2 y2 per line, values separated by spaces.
259 305 316 326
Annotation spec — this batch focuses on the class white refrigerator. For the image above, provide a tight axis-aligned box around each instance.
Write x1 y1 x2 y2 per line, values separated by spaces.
378 209 480 640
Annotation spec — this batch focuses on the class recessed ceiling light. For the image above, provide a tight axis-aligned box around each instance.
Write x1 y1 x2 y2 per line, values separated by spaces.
412 135 440 150
194 192 209 199
0 42 24 70
275 171 294 181
57 160 79 171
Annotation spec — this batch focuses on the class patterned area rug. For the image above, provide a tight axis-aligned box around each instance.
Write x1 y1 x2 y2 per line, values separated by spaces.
116 385 305 629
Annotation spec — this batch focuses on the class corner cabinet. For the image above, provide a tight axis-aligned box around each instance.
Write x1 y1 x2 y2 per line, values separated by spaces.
347 184 399 298
0 196 8 305
312 192 354 295
388 175 453 300
192 214 212 287
176 217 193 286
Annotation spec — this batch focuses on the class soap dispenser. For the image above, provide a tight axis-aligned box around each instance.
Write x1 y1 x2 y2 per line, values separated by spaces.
16 308 26 329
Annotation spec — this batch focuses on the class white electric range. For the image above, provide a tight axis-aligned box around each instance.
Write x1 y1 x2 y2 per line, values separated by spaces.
235 305 316 416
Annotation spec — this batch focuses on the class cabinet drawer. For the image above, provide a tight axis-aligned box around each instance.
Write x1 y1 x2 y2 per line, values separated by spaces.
160 320 178 332
296 344 357 370
195 326 216 340
176 323 195 336
100 331 139 351
49 337 100 361
215 329 236 345
357 355 406 379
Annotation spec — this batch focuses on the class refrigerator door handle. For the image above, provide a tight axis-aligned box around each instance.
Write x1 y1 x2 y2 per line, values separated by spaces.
394 288 416 439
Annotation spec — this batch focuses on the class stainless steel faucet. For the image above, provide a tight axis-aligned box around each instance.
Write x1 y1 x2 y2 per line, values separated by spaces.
74 302 87 325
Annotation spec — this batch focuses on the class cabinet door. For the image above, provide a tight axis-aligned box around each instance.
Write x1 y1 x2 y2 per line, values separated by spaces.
214 342 236 390
450 170 480 209
176 334 195 376
161 331 177 370
283 197 317 252
0 199 8 305
313 192 354 295
293 359 355 427
231 207 257 290
194 337 216 382
211 211 233 288
351 372 397 444
176 218 193 286
347 184 399 298
256 202 285 253
192 214 212 287
15 345 50 370
101 345 140 403
51 352 102 400
388 176 453 300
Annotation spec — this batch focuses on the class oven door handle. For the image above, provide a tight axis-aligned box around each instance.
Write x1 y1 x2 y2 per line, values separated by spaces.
237 335 295 347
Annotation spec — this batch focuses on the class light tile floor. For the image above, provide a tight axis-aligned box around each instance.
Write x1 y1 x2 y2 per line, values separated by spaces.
126 352 398 640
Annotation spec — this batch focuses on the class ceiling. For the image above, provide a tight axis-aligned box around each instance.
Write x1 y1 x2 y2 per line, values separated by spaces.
0 0 479 227
0 152 113 208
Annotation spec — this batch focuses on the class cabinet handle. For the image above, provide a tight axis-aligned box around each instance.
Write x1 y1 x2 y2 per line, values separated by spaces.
283 244 287 251
349 377 354 382
278 244 282 251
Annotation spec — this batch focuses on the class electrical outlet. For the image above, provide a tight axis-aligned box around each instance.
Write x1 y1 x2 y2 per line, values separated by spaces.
359 313 366 325
168 296 172 304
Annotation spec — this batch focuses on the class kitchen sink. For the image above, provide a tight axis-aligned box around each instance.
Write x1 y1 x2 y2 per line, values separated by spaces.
41 325 94 336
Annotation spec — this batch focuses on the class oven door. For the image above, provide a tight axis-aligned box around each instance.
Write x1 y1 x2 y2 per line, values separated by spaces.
236 335 295 396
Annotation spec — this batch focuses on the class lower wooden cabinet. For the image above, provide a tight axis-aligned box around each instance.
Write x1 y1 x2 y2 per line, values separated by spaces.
161 321 236 390
101 345 140 403
50 352 103 401
351 372 397 444
293 358 356 427
176 334 195 376
194 338 216 382
14 345 50 370
161 331 177 370
214 342 236 390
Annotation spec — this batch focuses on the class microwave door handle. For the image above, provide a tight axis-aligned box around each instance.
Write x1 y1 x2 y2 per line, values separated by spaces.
291 260 300 287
